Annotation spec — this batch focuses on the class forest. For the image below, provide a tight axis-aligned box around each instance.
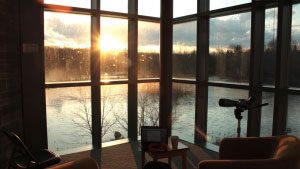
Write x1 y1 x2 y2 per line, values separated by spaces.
45 40 300 87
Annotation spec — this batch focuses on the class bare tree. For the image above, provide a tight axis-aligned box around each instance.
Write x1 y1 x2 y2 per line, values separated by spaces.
68 83 191 141
69 88 116 141
113 83 190 135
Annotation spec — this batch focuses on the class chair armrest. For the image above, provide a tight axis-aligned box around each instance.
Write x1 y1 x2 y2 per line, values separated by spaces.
219 137 278 159
198 159 283 169
49 158 99 169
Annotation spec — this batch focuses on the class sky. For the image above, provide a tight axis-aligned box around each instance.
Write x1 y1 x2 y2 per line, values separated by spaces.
43 1 300 52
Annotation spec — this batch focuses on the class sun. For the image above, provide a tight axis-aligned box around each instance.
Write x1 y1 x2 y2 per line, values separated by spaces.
99 35 126 52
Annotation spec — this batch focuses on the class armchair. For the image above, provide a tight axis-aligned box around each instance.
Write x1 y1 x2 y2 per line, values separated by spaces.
199 135 300 169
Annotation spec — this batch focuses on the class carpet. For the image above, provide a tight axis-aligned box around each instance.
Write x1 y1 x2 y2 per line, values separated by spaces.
57 140 217 169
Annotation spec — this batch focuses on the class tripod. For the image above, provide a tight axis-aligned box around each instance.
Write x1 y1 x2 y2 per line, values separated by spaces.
234 107 244 138
233 103 269 138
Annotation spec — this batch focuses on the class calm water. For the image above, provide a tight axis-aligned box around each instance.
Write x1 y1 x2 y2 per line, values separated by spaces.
46 85 300 154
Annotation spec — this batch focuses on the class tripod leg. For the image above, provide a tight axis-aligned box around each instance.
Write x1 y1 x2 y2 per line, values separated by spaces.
237 119 241 138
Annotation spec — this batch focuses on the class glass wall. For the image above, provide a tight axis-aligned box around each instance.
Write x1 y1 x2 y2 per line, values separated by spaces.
172 83 195 143
207 87 248 145
101 85 128 142
286 3 300 139
44 12 90 83
46 87 92 153
173 0 197 18
137 83 160 135
44 0 299 153
138 21 160 79
260 92 274 136
210 0 251 10
138 0 160 17
44 0 90 8
44 0 160 155
100 17 128 81
287 95 300 137
173 21 197 80
290 4 300 88
101 0 128 13
263 8 277 86
209 12 251 84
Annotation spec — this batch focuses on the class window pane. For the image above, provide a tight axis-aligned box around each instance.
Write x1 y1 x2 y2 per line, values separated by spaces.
173 0 197 18
44 0 90 8
101 85 128 142
172 83 195 143
138 0 160 17
138 21 160 79
209 12 251 84
44 12 90 83
207 87 248 145
289 4 300 88
173 21 196 80
100 17 128 81
101 0 128 13
287 95 300 137
260 92 274 136
46 87 91 154
263 8 278 87
210 0 250 10
138 83 160 135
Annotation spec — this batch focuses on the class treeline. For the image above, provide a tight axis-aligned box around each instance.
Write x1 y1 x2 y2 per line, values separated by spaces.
209 45 250 83
45 42 300 87
45 47 160 82
45 47 90 82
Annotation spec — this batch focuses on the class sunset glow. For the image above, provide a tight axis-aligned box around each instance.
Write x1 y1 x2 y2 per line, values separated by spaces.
99 35 127 52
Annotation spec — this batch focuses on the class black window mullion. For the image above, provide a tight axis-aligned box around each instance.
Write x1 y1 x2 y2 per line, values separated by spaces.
160 0 173 136
273 0 292 135
195 0 209 144
247 1 265 137
91 0 101 149
128 0 138 140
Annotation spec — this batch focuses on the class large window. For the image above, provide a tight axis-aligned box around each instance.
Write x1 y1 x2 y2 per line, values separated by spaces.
173 21 196 80
172 83 195 143
100 17 128 81
44 0 160 155
138 0 160 17
209 12 251 84
138 21 160 79
173 0 197 18
101 85 128 142
263 8 278 86
287 95 300 137
44 12 90 83
44 0 299 153
210 0 251 11
260 92 274 136
207 87 248 145
287 4 300 138
44 0 91 8
46 87 92 153
138 83 160 135
290 4 300 88
101 0 128 13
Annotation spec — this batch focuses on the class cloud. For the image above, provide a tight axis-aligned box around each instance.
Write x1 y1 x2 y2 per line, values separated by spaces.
173 21 197 46
45 13 90 48
209 12 251 49
138 21 160 46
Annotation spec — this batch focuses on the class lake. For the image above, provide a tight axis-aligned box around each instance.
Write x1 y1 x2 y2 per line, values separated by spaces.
46 84 300 154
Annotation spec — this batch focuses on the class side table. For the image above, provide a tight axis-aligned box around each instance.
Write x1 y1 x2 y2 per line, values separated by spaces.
141 142 190 169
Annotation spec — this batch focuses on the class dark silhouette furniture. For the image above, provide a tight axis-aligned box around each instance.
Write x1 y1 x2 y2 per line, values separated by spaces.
198 135 300 169
2 128 61 169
